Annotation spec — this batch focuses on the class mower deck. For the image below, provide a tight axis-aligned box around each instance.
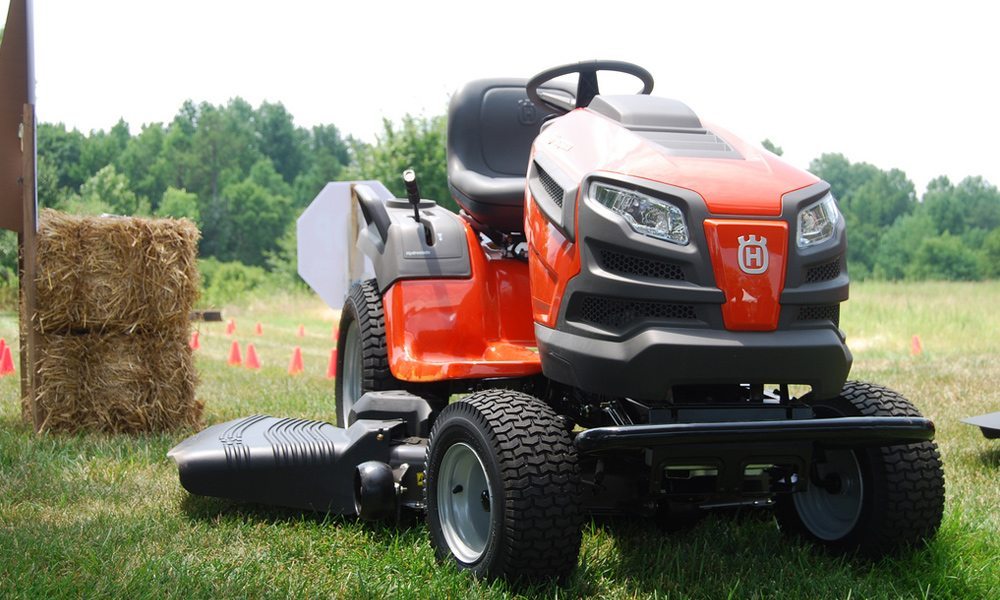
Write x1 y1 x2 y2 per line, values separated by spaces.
169 393 934 519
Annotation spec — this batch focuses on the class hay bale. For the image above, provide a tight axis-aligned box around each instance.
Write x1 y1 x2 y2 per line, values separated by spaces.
32 331 202 434
26 209 203 433
34 209 200 334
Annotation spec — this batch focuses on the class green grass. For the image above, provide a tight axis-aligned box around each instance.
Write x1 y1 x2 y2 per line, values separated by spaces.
1 282 998 599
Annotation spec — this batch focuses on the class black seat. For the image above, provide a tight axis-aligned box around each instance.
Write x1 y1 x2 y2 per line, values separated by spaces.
447 78 572 233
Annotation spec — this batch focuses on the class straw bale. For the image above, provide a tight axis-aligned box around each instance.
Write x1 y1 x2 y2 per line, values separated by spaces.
31 329 202 434
34 209 200 334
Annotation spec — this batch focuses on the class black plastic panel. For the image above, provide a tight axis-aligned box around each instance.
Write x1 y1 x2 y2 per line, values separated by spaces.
169 415 406 513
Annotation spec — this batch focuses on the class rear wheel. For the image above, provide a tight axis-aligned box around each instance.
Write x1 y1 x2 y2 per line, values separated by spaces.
425 390 583 582
335 280 398 427
775 381 945 556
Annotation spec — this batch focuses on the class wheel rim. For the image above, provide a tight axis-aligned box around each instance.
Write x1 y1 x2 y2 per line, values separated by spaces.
436 442 494 563
340 319 362 425
793 449 864 541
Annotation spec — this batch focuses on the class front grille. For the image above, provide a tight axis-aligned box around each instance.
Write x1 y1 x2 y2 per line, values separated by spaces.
797 304 840 326
597 247 685 281
573 295 697 329
805 260 841 283
536 164 564 207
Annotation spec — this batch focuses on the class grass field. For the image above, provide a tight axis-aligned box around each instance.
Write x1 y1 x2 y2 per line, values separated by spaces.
1 281 998 599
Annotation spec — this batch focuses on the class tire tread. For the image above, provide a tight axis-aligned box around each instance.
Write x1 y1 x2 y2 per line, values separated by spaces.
426 390 582 581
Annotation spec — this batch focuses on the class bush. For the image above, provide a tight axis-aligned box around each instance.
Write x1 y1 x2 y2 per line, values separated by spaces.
198 258 276 306
0 231 17 311
906 234 984 281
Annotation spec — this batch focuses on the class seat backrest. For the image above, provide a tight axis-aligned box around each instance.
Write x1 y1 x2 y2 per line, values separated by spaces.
447 78 572 233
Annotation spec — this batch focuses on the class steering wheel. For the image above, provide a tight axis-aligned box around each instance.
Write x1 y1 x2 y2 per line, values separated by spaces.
526 60 654 114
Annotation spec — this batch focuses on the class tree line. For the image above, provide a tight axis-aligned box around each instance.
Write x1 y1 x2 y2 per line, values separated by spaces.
0 99 997 303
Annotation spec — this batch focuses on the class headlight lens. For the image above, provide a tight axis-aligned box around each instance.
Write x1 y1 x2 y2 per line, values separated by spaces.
797 194 841 248
591 182 688 245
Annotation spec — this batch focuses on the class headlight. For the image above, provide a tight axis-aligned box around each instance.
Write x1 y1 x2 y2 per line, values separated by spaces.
797 194 841 248
590 182 688 245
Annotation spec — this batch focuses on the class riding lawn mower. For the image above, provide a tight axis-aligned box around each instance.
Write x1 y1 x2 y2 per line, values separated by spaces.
169 61 945 582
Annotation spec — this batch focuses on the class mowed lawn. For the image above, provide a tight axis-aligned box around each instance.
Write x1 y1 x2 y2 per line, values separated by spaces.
1 282 998 599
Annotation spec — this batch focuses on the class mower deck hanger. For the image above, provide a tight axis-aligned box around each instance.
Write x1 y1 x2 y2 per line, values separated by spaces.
171 60 944 582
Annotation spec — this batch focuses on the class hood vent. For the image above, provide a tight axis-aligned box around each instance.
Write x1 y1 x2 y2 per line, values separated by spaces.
637 129 741 159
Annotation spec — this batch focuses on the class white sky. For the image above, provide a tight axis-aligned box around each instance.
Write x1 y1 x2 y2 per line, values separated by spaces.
6 0 998 194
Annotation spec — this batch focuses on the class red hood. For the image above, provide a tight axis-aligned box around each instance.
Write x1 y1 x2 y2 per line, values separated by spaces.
539 109 819 216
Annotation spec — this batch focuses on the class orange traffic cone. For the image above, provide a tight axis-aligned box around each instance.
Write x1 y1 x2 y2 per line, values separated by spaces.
297 324 305 338
911 335 923 356
225 319 236 335
189 330 201 350
228 341 242 366
255 322 263 336
0 338 7 359
326 348 338 379
288 346 304 375
0 345 14 377
245 343 261 370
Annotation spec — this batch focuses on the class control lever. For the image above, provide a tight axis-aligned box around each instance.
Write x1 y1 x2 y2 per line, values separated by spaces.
402 169 422 223
402 169 433 245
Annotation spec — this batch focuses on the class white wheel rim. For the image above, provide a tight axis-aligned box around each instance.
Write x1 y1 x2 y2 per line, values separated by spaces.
793 449 865 541
341 319 362 425
437 442 494 563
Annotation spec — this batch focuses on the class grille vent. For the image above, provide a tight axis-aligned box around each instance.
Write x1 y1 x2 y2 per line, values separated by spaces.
597 248 685 281
536 164 564 208
797 305 840 326
805 260 841 283
574 295 697 329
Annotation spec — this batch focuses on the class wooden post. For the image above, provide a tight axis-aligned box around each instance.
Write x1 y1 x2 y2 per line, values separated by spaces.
19 103 38 427
1 0 38 427
348 186 363 284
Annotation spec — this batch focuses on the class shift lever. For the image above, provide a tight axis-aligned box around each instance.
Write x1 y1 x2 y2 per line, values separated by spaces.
402 169 433 245
402 169 421 223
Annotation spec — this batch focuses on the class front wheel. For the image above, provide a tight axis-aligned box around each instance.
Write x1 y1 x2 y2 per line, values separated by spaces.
775 381 945 557
425 390 583 582
335 280 398 427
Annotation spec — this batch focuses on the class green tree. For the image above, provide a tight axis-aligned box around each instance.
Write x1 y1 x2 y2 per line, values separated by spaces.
156 187 200 222
198 158 292 263
116 123 169 210
36 155 67 209
219 179 291 266
810 154 917 276
0 230 16 286
906 233 983 281
872 213 936 280
265 219 305 288
37 123 88 190
293 124 352 208
349 115 455 212
761 138 783 156
255 101 306 184
982 228 1000 278
921 176 1000 236
79 118 131 180
59 165 147 216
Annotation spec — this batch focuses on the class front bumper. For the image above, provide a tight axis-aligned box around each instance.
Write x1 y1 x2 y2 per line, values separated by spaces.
574 415 933 500
535 322 852 401
575 416 934 453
